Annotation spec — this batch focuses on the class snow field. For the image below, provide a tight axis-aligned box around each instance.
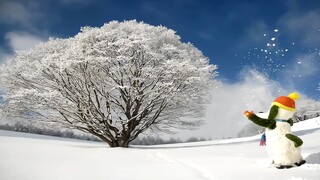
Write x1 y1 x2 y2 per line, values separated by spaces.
0 117 319 180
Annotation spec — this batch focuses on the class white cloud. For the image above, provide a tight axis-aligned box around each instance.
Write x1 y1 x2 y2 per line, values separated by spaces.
283 11 320 31
0 1 32 25
280 54 320 88
0 1 52 54
288 54 319 76
176 69 295 140
278 6 320 46
4 31 46 52
0 1 45 32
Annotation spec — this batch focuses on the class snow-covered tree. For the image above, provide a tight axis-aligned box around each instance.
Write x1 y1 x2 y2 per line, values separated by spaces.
0 20 217 147
295 98 320 121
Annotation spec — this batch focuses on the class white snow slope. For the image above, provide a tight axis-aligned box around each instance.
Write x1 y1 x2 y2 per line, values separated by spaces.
1 117 320 180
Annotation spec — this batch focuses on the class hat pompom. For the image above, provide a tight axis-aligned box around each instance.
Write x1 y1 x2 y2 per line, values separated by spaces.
288 92 299 100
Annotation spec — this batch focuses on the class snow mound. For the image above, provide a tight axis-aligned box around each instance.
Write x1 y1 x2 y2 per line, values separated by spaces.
292 116 320 132
305 152 320 164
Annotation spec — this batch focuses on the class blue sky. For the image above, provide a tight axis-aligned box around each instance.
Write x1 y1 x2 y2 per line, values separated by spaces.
0 0 319 99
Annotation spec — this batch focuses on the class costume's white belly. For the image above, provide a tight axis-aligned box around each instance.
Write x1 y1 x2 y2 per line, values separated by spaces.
265 122 302 165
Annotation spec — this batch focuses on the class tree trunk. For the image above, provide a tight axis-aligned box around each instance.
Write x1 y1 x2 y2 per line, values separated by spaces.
117 138 130 148
98 136 130 148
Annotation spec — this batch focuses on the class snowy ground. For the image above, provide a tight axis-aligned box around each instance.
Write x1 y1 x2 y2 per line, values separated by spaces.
0 117 320 180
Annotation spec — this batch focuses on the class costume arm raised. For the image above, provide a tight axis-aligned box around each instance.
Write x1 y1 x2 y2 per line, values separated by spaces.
244 111 276 129
249 114 275 129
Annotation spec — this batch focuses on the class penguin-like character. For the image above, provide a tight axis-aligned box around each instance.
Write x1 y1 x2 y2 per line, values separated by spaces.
244 92 306 169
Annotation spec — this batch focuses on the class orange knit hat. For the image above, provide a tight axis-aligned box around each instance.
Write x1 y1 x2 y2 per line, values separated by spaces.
271 92 299 112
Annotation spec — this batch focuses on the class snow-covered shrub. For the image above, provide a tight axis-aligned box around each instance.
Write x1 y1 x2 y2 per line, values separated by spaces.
296 99 320 121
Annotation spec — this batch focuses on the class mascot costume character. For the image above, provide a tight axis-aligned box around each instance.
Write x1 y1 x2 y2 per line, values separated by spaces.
244 92 306 169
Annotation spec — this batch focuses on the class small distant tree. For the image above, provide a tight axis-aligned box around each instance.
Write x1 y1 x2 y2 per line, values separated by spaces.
0 20 217 147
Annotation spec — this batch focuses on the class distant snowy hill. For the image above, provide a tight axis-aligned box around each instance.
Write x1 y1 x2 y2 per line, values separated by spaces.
0 117 319 180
